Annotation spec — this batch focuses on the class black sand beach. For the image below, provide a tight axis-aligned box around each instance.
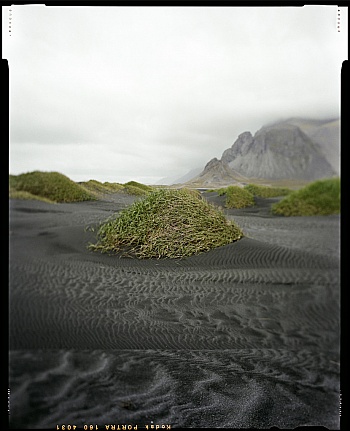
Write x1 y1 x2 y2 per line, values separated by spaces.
8 192 340 429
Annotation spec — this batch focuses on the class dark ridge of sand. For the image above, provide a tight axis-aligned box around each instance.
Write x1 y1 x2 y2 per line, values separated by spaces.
8 193 340 429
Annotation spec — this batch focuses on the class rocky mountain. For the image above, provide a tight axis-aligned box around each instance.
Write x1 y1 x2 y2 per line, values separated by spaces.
185 118 339 187
274 118 340 174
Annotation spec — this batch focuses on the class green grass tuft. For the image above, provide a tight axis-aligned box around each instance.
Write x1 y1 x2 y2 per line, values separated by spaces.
123 181 153 196
123 181 152 191
90 188 243 259
271 178 340 216
244 184 292 198
10 171 95 203
215 186 255 209
123 184 149 196
102 182 125 192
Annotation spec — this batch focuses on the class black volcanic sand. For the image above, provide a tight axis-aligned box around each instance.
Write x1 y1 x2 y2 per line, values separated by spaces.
9 192 340 429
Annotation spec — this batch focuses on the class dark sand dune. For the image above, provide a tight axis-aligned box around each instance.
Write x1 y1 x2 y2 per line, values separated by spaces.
9 193 340 429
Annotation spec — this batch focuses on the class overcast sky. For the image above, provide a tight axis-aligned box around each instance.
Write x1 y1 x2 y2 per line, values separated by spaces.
3 5 348 184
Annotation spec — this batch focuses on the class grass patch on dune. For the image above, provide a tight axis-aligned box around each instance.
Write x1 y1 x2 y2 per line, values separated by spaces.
103 182 125 192
10 171 95 203
9 188 56 203
216 186 255 209
271 178 340 216
80 179 152 197
244 184 292 198
90 188 243 259
80 180 124 196
124 181 153 192
123 181 153 196
123 184 150 196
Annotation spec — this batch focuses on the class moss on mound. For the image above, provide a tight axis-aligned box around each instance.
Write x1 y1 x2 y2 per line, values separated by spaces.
217 186 255 209
10 171 95 203
90 188 243 259
271 178 340 216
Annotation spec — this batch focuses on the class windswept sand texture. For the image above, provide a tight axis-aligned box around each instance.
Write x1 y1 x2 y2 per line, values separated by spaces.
9 192 340 429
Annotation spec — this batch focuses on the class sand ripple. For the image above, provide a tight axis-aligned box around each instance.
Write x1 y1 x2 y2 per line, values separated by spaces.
10 255 339 351
9 197 340 429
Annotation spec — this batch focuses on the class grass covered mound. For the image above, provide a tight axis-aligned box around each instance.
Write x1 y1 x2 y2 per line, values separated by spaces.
10 171 95 203
244 184 292 198
80 180 152 197
90 188 243 259
217 186 255 209
123 181 153 196
80 180 124 195
10 172 154 202
271 178 340 216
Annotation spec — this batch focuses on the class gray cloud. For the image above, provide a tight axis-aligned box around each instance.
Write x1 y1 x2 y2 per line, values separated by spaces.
5 5 347 183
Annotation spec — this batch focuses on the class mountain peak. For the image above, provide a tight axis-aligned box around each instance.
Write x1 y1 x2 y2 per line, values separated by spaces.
221 131 254 164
